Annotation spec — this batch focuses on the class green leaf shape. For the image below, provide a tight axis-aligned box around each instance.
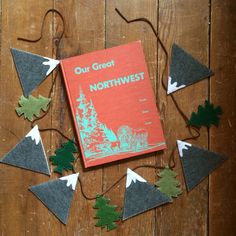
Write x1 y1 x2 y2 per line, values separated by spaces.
16 95 51 121
93 195 121 231
155 166 182 199
188 100 223 128
49 140 77 175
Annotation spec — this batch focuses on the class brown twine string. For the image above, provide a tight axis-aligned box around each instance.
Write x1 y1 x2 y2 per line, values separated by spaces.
78 164 164 200
17 9 78 146
115 8 200 170
10 8 201 200
18 9 65 59
76 9 201 200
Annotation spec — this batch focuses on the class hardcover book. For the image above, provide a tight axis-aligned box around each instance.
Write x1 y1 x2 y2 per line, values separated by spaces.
60 41 166 168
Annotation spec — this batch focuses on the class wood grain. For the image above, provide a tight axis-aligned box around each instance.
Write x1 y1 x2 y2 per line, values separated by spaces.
0 1 54 235
0 0 235 235
49 1 105 235
104 1 158 235
157 1 210 235
209 0 236 235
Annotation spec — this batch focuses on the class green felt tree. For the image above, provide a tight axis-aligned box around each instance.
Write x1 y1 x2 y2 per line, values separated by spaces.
188 100 223 128
155 166 182 199
16 95 51 121
49 140 77 175
93 195 121 231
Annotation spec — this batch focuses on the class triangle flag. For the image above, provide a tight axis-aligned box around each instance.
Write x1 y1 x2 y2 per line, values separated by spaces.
0 125 50 175
167 44 214 94
122 168 172 220
177 140 227 191
29 173 79 224
11 48 60 97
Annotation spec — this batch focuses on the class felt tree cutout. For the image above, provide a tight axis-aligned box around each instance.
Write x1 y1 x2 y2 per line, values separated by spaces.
93 195 121 231
155 166 182 199
49 140 77 175
188 100 223 128
16 95 51 121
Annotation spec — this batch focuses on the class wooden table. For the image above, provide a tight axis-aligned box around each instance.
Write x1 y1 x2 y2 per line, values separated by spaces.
1 0 235 235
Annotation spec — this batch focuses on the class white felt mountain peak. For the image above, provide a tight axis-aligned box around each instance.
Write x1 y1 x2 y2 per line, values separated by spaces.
60 173 79 190
42 57 60 76
126 168 147 188
177 140 192 157
167 76 186 94
25 125 41 145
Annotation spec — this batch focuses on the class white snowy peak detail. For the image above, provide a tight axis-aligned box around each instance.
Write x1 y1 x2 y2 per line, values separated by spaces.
177 140 192 157
42 57 60 76
126 168 147 188
60 173 79 191
167 76 186 94
25 125 41 145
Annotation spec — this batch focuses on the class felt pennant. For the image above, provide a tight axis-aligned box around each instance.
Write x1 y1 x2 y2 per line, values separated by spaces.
29 173 79 224
49 140 77 175
0 125 50 175
93 195 121 231
167 44 214 94
16 95 51 121
11 48 59 97
177 140 227 191
122 168 172 221
155 166 182 199
188 100 223 128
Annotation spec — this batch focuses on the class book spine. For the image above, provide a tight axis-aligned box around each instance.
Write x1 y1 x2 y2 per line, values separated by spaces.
59 61 88 168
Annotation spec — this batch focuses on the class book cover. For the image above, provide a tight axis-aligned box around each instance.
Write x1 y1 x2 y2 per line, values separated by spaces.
60 41 166 168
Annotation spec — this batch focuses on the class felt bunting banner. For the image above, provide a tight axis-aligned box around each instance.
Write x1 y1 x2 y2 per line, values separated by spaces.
49 140 77 175
177 140 227 191
122 168 172 221
155 166 182 199
0 125 50 175
94 195 121 231
167 44 213 94
188 100 223 128
29 173 79 224
16 95 51 121
11 48 59 97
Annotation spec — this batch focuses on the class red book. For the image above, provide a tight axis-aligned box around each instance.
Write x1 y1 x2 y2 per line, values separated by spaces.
60 41 166 168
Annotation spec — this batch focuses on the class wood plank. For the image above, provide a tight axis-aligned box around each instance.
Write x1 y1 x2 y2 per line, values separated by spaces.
0 1 54 235
48 0 105 235
1 1 235 235
104 1 158 235
157 0 210 235
209 0 236 235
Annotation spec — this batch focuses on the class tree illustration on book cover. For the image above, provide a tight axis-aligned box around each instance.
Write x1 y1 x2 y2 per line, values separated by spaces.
76 88 152 159
60 41 166 167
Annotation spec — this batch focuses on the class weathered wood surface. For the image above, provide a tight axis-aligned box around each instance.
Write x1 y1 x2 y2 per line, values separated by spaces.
0 0 235 235
209 0 236 235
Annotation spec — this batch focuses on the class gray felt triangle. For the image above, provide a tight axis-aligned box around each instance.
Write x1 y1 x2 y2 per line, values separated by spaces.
11 48 59 97
177 140 227 191
0 126 50 175
122 169 172 220
29 173 79 224
167 44 214 94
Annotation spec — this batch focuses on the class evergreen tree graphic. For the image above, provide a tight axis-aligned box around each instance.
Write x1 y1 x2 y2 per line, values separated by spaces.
89 101 97 130
155 166 182 199
49 140 77 175
75 88 151 159
78 92 89 132
93 195 121 231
